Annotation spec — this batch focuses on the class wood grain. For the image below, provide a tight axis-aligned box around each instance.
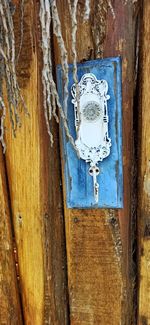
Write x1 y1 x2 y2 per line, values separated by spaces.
138 2 150 324
53 1 139 324
0 146 23 325
4 1 69 324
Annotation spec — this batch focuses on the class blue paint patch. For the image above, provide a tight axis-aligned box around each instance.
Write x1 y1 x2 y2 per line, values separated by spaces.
56 57 123 208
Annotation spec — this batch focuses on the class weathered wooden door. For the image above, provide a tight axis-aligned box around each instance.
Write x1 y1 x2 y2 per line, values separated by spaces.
0 1 149 325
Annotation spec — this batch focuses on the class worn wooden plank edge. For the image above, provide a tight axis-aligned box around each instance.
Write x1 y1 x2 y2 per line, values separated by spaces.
0 146 23 325
137 1 150 324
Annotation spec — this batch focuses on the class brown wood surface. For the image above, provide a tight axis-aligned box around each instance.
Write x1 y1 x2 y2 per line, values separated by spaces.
0 146 23 325
53 1 139 324
4 1 69 324
138 2 150 325
0 0 141 324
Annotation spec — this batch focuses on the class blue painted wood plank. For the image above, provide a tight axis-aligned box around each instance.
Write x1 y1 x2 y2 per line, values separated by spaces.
56 57 123 208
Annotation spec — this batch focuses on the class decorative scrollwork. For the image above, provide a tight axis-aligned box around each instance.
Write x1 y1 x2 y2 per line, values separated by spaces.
71 73 111 203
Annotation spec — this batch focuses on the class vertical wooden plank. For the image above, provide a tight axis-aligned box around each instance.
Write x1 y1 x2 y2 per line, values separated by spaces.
53 1 139 324
138 2 150 324
0 147 23 325
36 2 69 323
5 3 44 323
5 28 44 325
4 1 69 324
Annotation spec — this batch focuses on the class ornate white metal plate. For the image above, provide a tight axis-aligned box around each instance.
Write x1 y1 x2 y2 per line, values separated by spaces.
71 73 111 203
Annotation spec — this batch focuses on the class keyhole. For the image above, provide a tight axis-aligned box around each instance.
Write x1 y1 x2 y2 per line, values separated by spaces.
95 167 100 175
89 166 100 176
89 167 93 176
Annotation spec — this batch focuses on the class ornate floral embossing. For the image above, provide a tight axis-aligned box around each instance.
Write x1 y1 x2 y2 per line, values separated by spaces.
82 101 102 122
